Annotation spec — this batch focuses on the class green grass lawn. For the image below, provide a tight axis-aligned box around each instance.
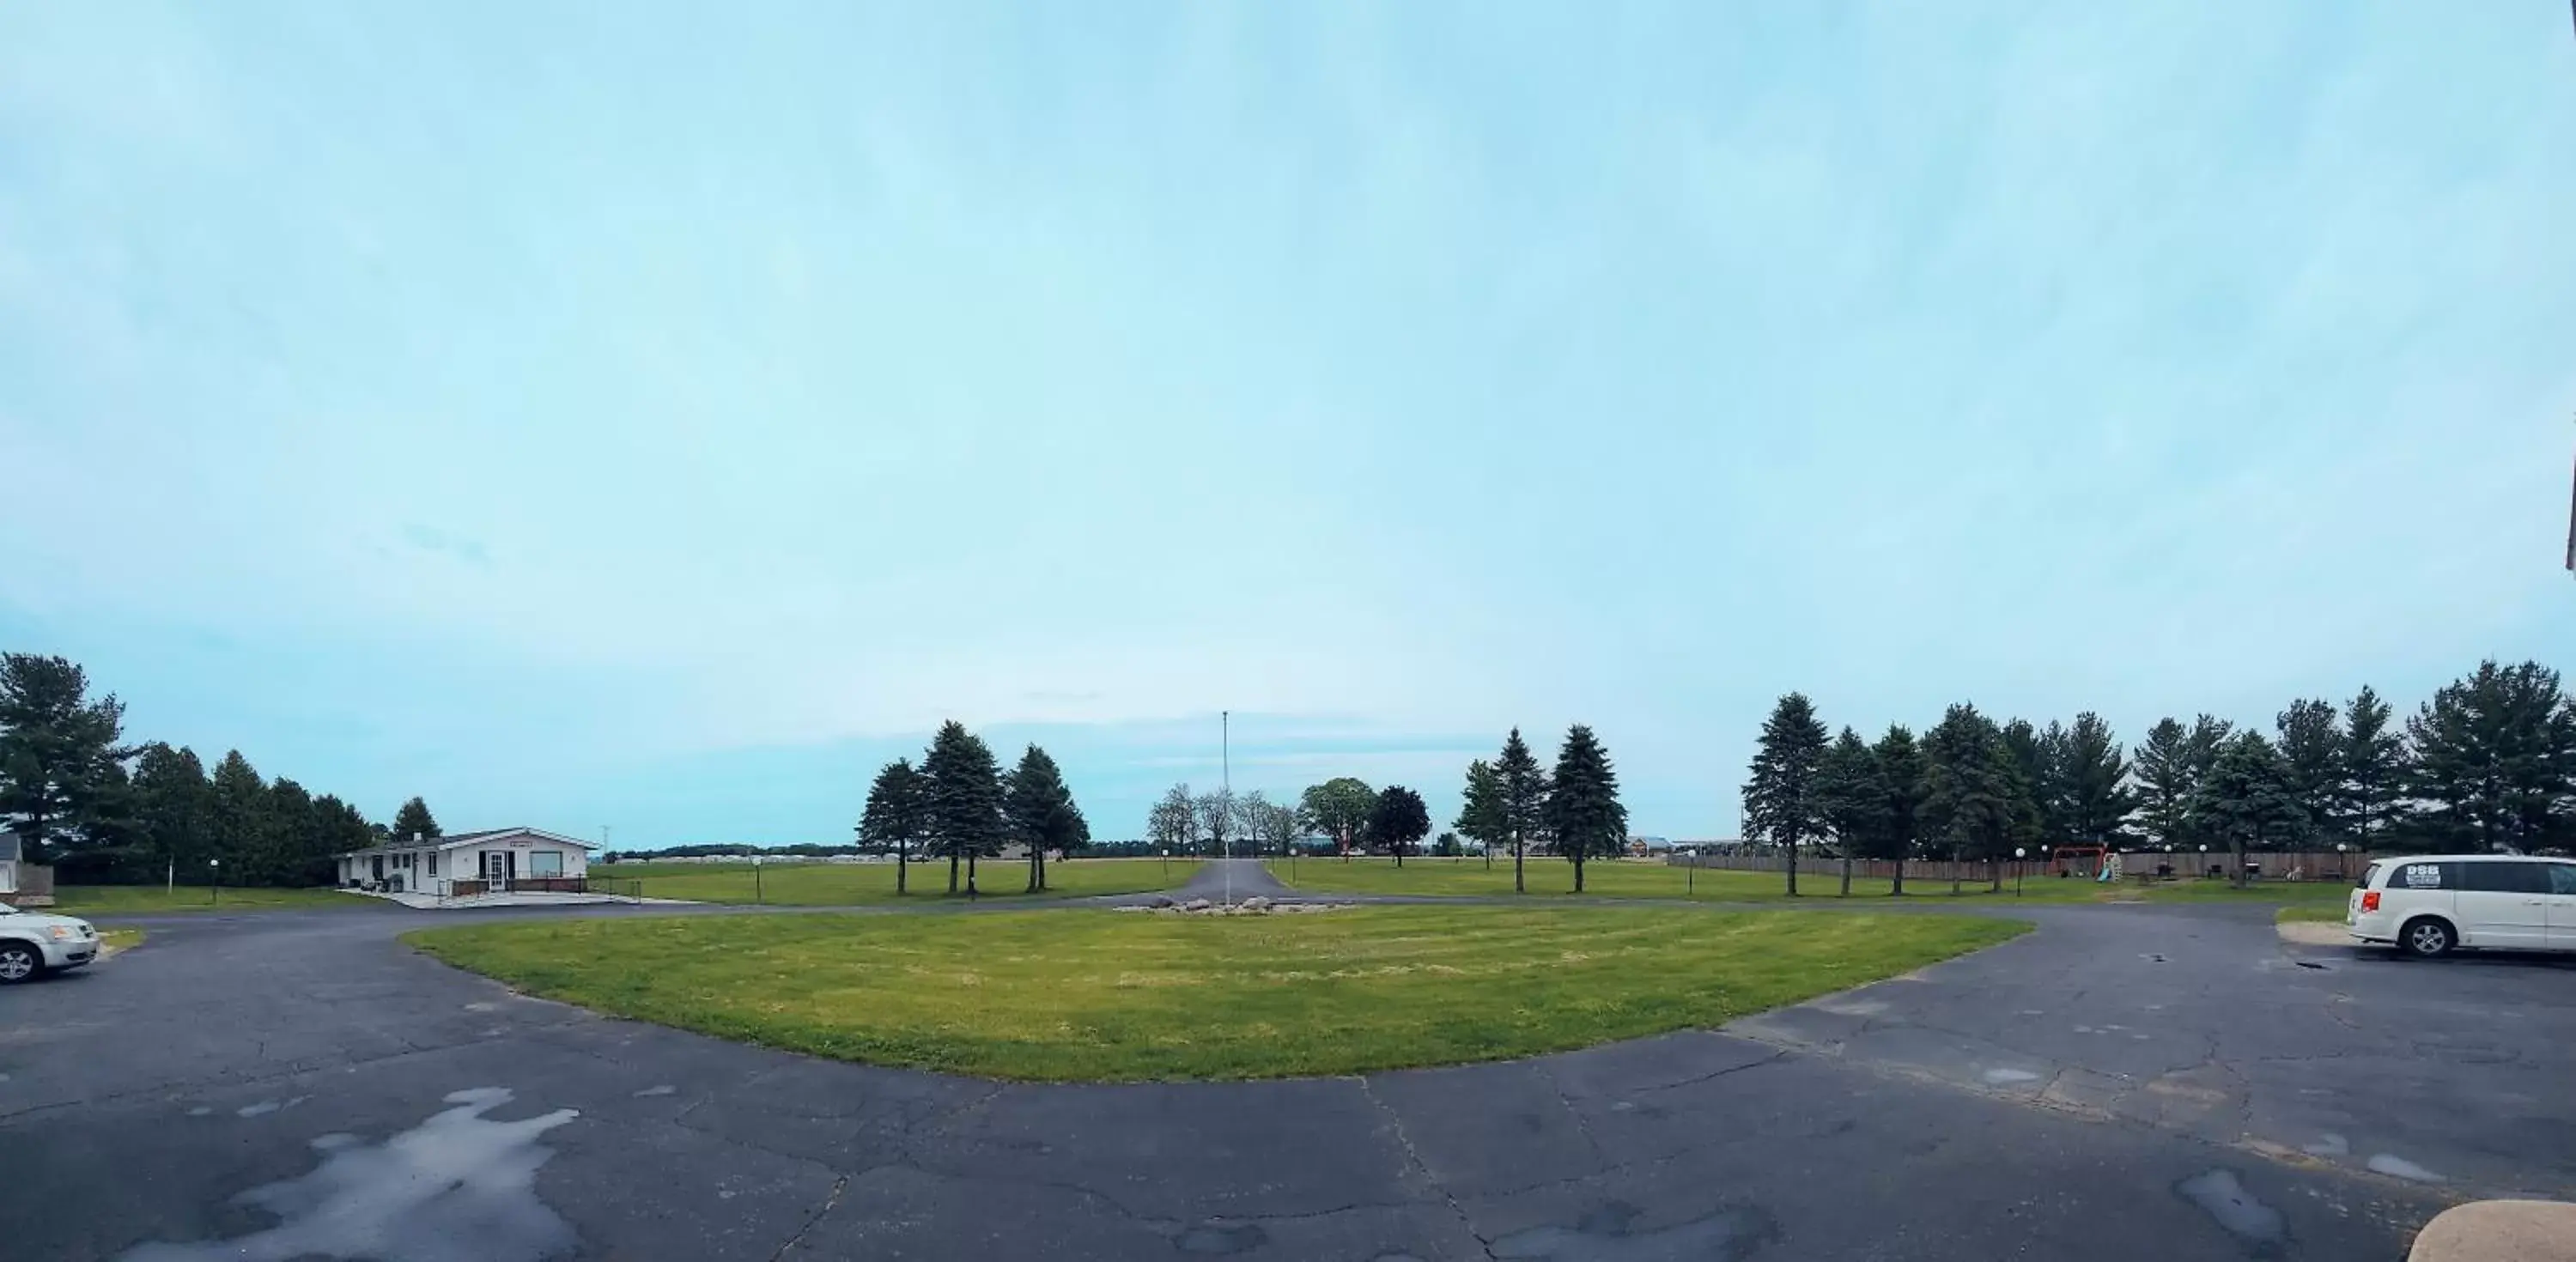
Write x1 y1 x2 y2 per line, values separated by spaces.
406 904 2026 1081
42 885 385 914
598 856 1201 906
1267 856 2357 913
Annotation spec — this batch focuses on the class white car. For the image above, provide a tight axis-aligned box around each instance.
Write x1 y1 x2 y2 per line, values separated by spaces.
2348 854 2576 957
0 903 100 984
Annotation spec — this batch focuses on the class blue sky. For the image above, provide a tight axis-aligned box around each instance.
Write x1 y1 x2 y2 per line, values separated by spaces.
3 4 2571 847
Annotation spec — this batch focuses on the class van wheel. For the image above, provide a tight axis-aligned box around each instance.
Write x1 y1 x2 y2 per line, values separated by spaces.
0 942 42 984
2400 917 2454 958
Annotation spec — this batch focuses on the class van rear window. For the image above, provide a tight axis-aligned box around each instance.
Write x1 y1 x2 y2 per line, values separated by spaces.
2357 862 2382 889
2389 861 2453 890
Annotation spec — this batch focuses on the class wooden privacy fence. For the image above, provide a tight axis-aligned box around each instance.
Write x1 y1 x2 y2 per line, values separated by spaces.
1668 850 2371 883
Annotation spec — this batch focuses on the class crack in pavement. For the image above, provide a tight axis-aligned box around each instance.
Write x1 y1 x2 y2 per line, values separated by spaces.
767 1171 849 1261
1358 1076 1502 1261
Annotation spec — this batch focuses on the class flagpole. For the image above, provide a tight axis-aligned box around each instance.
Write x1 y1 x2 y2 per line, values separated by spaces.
1222 709 1232 907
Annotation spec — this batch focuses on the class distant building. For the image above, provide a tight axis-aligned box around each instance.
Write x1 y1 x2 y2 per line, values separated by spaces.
338 827 597 894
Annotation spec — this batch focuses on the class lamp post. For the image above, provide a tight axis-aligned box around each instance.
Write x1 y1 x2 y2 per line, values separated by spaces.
2198 844 2209 879
2336 841 2350 882
2014 846 2027 897
751 853 764 906
1162 848 1170 883
209 858 221 907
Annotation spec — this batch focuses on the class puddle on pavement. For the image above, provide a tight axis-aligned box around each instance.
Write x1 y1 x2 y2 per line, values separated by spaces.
1490 1200 1775 1261
119 1087 580 1262
2365 1155 2444 1183
2174 1168 2286 1256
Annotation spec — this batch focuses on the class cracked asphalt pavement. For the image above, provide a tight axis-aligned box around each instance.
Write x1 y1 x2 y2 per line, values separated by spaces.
4 870 2569 1260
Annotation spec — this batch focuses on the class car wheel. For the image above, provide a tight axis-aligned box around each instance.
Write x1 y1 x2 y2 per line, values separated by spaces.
0 941 42 984
2400 917 2453 959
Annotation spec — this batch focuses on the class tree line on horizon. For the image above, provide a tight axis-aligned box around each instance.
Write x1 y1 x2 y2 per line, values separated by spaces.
1739 658 2576 895
0 652 445 887
1130 724 1632 892
856 720 1091 895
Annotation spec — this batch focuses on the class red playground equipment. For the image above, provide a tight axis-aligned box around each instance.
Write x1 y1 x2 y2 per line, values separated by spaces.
2050 846 2108 878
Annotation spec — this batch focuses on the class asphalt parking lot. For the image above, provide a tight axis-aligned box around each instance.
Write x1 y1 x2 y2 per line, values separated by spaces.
2 887 2565 1260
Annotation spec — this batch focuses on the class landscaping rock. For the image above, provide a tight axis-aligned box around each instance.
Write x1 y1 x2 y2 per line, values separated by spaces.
1183 899 1212 913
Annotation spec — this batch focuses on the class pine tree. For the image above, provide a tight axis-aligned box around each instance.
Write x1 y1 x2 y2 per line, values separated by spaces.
920 720 1007 895
1542 725 1625 892
2054 713 2137 850
1744 693 1829 896
0 652 131 863
1454 759 1505 868
2190 732 2306 886
1493 730 1549 893
2000 719 2052 856
1870 725 1924 895
2340 685 2411 850
2275 698 2342 848
1812 728 1886 897
390 797 441 844
1004 744 1087 892
2405 660 2576 852
2133 718 2193 853
206 750 266 886
131 743 213 880
1920 704 2028 891
1365 786 1431 865
860 758 927 895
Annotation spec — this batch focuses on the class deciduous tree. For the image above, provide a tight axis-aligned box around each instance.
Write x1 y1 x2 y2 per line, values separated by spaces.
1298 778 1376 858
1366 785 1431 865
1194 787 1238 858
1149 784 1200 853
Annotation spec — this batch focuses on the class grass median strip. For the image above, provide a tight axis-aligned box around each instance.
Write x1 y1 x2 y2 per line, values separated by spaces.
406 905 2026 1081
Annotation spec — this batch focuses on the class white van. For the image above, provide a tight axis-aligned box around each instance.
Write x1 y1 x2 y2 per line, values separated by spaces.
2348 854 2576 957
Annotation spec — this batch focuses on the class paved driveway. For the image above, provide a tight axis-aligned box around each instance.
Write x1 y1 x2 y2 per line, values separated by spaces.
1 888 2561 1260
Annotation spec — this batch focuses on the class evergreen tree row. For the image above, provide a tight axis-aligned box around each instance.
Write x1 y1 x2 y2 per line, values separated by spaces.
1741 658 2576 893
0 652 426 887
858 720 1091 895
